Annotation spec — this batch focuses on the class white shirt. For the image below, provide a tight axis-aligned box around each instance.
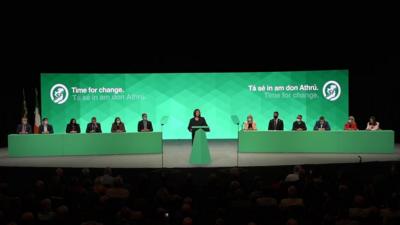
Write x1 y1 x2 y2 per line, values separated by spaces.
366 122 380 130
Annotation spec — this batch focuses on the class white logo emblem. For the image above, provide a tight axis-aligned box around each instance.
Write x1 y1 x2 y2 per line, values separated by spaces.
322 80 341 101
50 84 69 104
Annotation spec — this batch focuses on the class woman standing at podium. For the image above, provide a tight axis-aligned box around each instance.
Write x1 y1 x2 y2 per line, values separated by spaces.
188 109 210 142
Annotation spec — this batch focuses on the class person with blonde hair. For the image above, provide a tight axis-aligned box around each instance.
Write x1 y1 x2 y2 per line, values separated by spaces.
243 114 257 131
344 116 358 130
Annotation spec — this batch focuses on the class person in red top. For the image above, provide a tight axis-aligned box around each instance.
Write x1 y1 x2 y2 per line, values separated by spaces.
344 116 358 130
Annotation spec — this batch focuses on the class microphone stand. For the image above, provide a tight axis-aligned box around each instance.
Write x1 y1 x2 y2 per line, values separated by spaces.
236 122 241 167
161 123 164 168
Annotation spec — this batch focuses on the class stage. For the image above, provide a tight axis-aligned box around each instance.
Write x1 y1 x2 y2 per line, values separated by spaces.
1 140 399 168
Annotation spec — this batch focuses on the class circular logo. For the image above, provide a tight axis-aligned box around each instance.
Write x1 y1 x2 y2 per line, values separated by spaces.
322 80 341 101
50 84 69 104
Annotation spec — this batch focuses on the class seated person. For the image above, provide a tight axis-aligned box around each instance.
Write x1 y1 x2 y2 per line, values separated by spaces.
292 115 307 131
344 116 358 130
86 117 102 133
66 118 81 133
111 117 126 133
39 118 54 134
366 116 380 130
138 113 153 132
268 111 284 130
243 114 257 131
349 195 378 220
284 165 304 183
279 186 304 209
106 176 130 199
16 117 32 134
380 195 400 225
313 116 331 131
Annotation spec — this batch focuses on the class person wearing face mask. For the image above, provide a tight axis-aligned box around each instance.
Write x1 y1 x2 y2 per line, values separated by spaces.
243 114 257 131
268 111 284 131
16 117 32 134
39 117 54 134
344 116 358 130
313 116 331 131
86 117 102 133
66 118 81 133
137 113 153 132
111 117 126 133
292 115 307 131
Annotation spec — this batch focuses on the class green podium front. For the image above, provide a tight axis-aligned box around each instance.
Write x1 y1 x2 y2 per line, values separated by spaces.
8 132 163 157
190 126 211 164
239 130 394 153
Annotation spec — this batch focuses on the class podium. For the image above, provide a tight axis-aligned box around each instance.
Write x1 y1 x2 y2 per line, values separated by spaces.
190 126 211 165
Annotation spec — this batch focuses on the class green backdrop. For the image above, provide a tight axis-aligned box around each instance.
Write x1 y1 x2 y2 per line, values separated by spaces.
41 70 348 139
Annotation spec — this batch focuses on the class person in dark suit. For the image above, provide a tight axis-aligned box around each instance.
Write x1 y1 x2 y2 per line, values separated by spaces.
39 117 54 134
86 117 102 133
292 115 307 131
16 117 32 134
137 113 153 132
111 117 126 133
268 111 284 130
313 116 331 131
188 109 210 142
66 118 81 133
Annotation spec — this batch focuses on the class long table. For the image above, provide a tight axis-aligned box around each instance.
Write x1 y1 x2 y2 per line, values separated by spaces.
238 131 394 153
8 132 162 157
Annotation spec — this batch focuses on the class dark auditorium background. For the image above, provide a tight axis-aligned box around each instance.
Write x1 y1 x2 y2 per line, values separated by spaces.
0 52 398 147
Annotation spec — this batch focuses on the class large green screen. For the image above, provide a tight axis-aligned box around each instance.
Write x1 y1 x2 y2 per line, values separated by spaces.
41 71 348 139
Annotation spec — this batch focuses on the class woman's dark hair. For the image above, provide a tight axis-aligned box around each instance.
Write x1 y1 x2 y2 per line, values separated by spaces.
114 117 121 123
369 116 377 125
193 109 201 117
69 118 76 124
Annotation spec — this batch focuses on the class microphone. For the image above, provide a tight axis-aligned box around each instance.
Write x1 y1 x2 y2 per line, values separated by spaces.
160 116 169 126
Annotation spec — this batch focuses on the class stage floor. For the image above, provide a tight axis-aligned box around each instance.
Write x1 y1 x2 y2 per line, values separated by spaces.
1 140 399 168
